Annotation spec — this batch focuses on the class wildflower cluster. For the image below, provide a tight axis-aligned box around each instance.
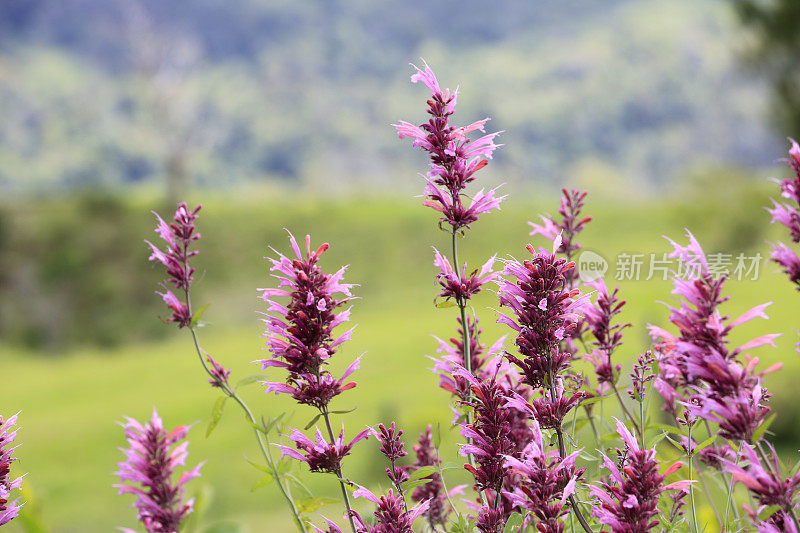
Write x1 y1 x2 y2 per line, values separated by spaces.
115 410 202 533
124 60 800 533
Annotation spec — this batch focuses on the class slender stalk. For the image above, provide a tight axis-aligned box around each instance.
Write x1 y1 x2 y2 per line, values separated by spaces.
390 456 409 515
450 228 476 470
687 423 699 533
185 291 305 532
320 406 358 533
611 381 641 439
546 363 592 533
694 458 723 528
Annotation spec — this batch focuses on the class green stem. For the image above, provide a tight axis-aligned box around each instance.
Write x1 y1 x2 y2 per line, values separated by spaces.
546 363 592 533
450 229 476 471
611 381 641 439
694 458 722 529
185 291 305 532
320 406 358 533
687 423 699 533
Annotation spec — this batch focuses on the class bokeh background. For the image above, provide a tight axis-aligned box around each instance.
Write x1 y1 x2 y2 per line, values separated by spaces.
1 0 800 531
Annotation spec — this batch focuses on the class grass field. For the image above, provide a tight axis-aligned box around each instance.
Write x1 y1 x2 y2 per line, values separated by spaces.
3 187 800 532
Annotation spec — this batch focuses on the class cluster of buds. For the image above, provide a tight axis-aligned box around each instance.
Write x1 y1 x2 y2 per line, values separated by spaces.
115 410 202 533
432 250 499 305
767 139 800 287
393 61 503 232
146 203 202 328
259 232 360 410
583 277 630 394
277 426 369 475
590 421 690 532
529 188 592 262
0 413 23 526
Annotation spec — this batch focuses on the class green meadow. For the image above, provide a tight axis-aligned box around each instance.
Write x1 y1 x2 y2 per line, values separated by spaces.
3 183 800 532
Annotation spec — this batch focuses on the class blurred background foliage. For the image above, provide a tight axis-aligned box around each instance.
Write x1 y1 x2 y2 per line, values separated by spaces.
2 0 800 531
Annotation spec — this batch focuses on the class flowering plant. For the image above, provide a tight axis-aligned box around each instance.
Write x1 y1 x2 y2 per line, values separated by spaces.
92 62 800 533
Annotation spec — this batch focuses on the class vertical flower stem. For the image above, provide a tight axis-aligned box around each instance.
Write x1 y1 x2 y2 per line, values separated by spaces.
546 363 592 533
687 423 699 533
320 406 358 533
450 228 476 469
185 291 305 532
611 381 641 439
693 458 722 528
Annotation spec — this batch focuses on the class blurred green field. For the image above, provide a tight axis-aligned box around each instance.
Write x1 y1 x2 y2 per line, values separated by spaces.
3 182 800 532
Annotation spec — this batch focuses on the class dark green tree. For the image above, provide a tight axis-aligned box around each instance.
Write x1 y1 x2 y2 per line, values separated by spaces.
734 0 800 138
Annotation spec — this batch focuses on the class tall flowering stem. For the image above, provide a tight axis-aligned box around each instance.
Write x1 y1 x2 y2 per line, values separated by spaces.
0 413 24 527
115 410 202 533
589 421 691 532
147 204 304 531
394 61 504 446
260 232 363 533
497 237 592 533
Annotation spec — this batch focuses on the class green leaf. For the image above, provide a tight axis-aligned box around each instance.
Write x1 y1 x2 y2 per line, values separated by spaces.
263 413 286 435
435 299 457 309
243 457 270 473
190 303 211 328
752 413 777 444
250 472 275 492
328 407 357 416
402 477 436 492
758 504 782 521
433 423 442 450
235 375 262 389
693 435 717 454
408 465 438 481
652 423 688 437
206 396 227 437
579 394 609 406
648 432 667 448
503 513 524 533
296 496 339 514
304 413 322 430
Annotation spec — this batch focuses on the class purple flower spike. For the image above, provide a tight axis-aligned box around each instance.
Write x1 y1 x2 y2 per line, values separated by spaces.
583 277 630 393
528 188 592 261
351 485 431 533
0 413 24 526
504 420 584 533
115 409 202 533
258 231 359 409
433 249 499 303
589 421 690 533
394 60 504 231
650 231 778 441
146 203 202 328
372 422 410 488
276 425 369 475
721 442 800 532
767 139 800 288
498 241 585 389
